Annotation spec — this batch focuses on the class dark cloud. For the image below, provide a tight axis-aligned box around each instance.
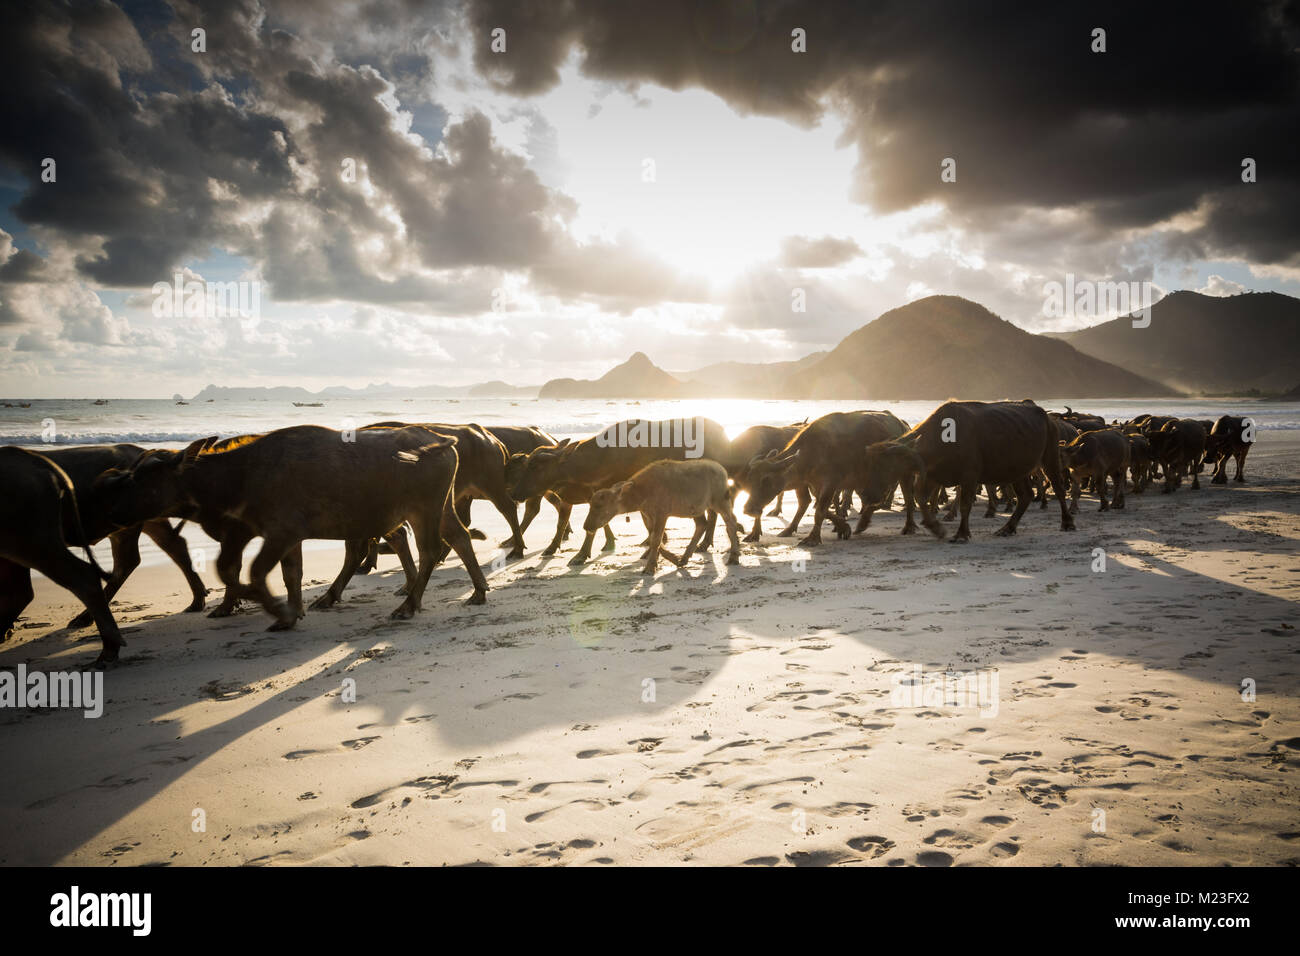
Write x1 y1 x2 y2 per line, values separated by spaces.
466 0 1300 265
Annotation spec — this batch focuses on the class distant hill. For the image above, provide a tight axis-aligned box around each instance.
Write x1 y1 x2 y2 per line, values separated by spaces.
190 380 540 401
467 380 538 398
1045 290 1300 393
538 352 687 399
1282 382 1300 401
785 295 1176 399
673 353 827 397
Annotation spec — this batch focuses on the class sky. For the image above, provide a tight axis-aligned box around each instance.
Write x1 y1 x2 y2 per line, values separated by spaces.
1 0 1297 397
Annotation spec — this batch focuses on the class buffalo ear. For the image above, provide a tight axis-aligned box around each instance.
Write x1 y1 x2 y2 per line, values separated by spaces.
555 438 572 450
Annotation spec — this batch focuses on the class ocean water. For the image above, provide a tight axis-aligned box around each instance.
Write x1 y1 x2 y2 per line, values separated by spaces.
3 395 1299 449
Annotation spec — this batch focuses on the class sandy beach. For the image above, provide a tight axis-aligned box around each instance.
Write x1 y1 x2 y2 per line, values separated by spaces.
1 433 1296 867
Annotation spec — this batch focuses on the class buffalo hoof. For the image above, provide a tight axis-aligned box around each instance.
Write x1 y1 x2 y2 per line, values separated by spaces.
601 541 617 553
1113 500 1125 510
310 592 338 610
67 610 94 630
1061 521 1076 532
797 535 820 547
641 566 658 576
266 617 296 632
776 528 795 538
208 604 236 618
465 592 486 606
468 529 486 541
393 584 409 597
743 532 760 543
506 547 525 560
351 564 374 577
993 526 1016 537
93 646 122 667
949 534 970 544
184 596 207 613
1099 502 1110 512
766 508 782 517
901 523 916 535
567 553 589 567
726 551 740 566
390 604 415 620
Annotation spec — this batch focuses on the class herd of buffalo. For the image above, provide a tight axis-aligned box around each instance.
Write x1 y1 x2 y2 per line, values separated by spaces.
0 401 1257 665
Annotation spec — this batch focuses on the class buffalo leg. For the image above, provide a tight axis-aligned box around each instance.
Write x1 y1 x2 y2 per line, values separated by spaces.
441 499 488 606
245 535 300 631
983 483 998 519
1042 452 1076 532
744 514 763 543
994 476 1033 536
142 519 208 612
0 558 34 642
721 508 742 565
852 493 876 535
542 501 574 556
777 486 812 537
767 491 784 517
1234 449 1248 482
697 510 718 552
951 481 977 542
209 527 254 617
28 543 124 664
281 544 305 617
644 515 670 575
1111 468 1126 510
353 538 380 575
311 540 363 609
485 488 526 559
516 496 543 536
568 529 598 566
68 529 139 630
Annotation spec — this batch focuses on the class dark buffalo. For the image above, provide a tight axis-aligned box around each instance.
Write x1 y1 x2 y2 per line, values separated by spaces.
1146 419 1207 492
0 447 124 664
862 400 1074 542
33 444 207 626
1060 429 1131 513
1204 415 1254 484
740 411 911 546
729 423 808 541
99 425 488 628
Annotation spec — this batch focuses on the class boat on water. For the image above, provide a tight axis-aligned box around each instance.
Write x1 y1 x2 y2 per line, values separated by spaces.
293 401 324 407
92 399 109 405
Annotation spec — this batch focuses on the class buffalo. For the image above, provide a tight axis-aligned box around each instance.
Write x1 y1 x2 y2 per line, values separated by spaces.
584 460 742 575
862 400 1075 542
0 447 124 664
98 425 488 629
740 411 910 546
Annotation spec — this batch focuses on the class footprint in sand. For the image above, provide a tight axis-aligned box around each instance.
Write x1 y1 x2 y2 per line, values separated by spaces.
846 835 895 859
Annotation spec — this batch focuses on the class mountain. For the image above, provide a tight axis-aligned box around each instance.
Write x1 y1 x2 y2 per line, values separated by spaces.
673 353 828 397
784 295 1176 399
189 380 540 401
538 352 688 399
467 380 538 398
1045 290 1300 393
